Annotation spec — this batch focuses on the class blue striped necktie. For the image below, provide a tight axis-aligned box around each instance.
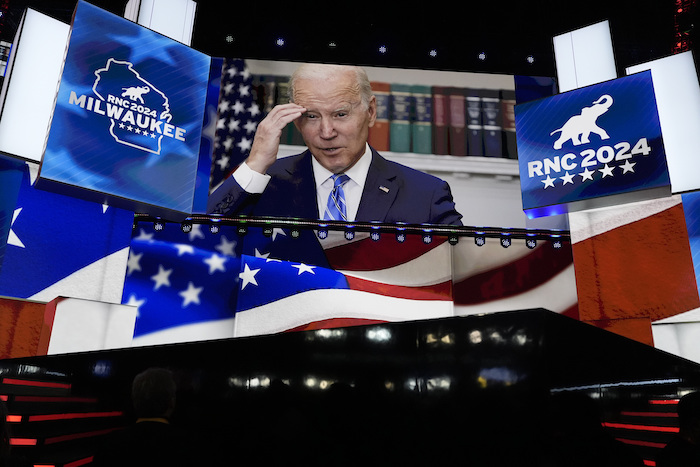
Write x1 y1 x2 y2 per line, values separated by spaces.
324 174 350 221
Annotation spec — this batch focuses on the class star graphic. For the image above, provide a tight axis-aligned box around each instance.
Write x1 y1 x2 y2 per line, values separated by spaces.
8 208 25 248
239 263 261 290
222 137 234 151
227 119 240 133
124 294 146 316
599 164 615 178
126 251 143 276
560 172 575 185
218 99 231 113
232 100 246 115
254 248 270 259
541 175 556 189
292 263 316 275
216 155 230 171
215 236 237 256
150 265 173 290
579 168 595 181
249 103 261 117
204 253 227 274
223 82 234 95
271 228 286 241
134 229 154 242
188 224 205 242
620 160 636 174
244 120 258 134
179 282 203 307
174 244 195 256
236 136 252 152
238 84 251 97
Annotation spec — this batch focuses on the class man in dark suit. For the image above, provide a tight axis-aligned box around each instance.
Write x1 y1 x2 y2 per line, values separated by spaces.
207 63 462 227
92 368 194 467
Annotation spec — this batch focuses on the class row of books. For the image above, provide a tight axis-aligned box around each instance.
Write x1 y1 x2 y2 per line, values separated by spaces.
369 83 517 159
0 41 11 78
251 75 518 159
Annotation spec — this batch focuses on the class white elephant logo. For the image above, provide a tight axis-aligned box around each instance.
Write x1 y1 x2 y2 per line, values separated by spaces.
121 85 150 104
550 94 613 150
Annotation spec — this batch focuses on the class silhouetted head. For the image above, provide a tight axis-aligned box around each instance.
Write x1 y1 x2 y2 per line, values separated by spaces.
131 367 177 419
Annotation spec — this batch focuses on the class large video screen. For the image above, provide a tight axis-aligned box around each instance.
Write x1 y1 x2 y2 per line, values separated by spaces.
204 58 551 228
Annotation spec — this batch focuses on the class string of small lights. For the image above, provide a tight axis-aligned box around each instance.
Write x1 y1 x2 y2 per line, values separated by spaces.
134 213 569 249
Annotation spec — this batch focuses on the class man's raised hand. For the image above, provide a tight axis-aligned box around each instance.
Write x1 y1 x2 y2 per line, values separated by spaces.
246 103 306 174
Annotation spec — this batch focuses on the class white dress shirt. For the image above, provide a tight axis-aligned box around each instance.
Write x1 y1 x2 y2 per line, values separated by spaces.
232 144 373 221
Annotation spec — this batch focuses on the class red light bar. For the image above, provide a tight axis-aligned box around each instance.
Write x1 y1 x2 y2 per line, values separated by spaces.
1 378 71 390
603 421 679 433
13 396 97 403
65 456 94 467
10 438 37 446
28 411 123 422
616 437 667 449
620 411 679 418
44 427 121 445
649 399 679 405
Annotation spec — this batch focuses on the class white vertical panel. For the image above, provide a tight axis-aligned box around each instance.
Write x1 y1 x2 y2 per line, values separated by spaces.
0 10 70 162
627 52 700 194
47 298 137 354
137 0 197 45
554 20 617 92
123 0 141 21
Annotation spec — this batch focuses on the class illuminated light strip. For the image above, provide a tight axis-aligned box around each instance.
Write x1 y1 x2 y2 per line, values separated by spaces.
0 395 7 401
617 437 667 449
643 460 656 467
44 427 121 445
6 415 22 423
13 396 97 403
1 378 71 390
650 399 680 405
28 411 123 422
620 411 678 418
65 456 94 467
551 379 682 392
602 422 679 433
9 438 37 446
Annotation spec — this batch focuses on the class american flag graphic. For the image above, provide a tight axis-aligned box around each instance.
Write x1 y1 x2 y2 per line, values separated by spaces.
0 162 133 304
209 58 263 192
121 220 578 345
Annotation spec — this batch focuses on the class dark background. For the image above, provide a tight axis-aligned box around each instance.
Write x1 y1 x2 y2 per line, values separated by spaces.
0 0 692 77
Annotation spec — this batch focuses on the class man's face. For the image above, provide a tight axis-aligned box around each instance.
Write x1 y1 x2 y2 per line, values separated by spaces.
293 71 376 174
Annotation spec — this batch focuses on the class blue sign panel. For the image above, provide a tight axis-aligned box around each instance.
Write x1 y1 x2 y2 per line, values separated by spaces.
515 71 671 218
37 1 212 220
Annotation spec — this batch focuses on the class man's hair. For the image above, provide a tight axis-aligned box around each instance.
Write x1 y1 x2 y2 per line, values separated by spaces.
131 367 176 419
288 63 373 110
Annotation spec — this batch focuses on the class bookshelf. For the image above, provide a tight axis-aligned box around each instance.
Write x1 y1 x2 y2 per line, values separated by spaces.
252 59 520 179
277 145 519 178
